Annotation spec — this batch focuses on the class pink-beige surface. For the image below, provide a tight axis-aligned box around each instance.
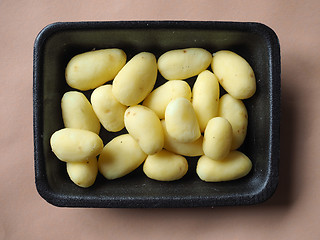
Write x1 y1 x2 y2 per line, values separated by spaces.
0 0 320 239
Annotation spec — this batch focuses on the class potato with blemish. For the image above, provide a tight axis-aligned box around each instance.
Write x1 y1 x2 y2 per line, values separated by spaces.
212 50 256 99
65 49 126 91
158 48 212 80
143 80 192 119
143 149 188 181
124 105 164 155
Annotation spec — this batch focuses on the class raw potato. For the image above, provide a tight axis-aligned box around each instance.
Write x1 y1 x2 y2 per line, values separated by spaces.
161 120 203 157
66 157 98 188
143 149 188 181
91 85 127 132
212 50 256 99
196 151 252 182
158 48 212 80
65 49 126 91
112 52 157 106
192 70 220 132
61 91 100 134
98 134 147 180
143 80 192 119
203 117 232 160
165 97 201 143
218 94 248 150
50 128 103 162
124 105 164 155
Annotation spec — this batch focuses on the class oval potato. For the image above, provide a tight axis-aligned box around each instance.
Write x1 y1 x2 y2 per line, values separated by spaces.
192 70 220 132
158 48 212 80
65 49 126 91
112 52 157 106
212 50 256 99
98 134 147 180
61 91 100 134
196 151 252 182
66 157 98 188
124 105 164 155
50 128 103 162
218 94 248 150
143 149 188 181
91 85 127 132
143 80 191 119
165 97 201 143
203 117 232 160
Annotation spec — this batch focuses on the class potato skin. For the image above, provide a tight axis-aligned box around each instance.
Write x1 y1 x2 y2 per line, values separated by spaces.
65 49 126 91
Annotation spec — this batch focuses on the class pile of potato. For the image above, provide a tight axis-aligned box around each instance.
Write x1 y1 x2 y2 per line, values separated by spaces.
50 48 256 188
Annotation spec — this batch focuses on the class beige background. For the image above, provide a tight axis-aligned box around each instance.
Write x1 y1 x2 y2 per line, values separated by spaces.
1 0 320 239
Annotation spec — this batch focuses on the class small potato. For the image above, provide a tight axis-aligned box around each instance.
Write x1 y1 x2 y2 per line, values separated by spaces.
112 52 157 106
165 97 201 143
65 49 126 91
161 120 203 157
203 117 232 160
98 134 147 180
192 70 220 132
218 94 248 150
143 80 191 119
91 85 127 132
212 50 256 99
50 128 103 162
158 48 212 80
61 91 100 134
143 149 188 181
124 105 164 155
66 157 98 188
196 151 252 182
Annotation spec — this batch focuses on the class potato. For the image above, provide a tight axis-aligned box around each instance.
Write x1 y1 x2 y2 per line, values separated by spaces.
212 50 256 99
196 151 252 182
158 48 212 80
98 134 147 180
218 94 248 150
112 52 157 106
91 85 127 132
50 128 103 162
61 91 100 134
66 157 98 188
203 117 232 160
143 80 191 119
192 70 220 132
65 49 126 91
165 97 200 143
143 149 188 181
161 120 203 157
124 105 164 155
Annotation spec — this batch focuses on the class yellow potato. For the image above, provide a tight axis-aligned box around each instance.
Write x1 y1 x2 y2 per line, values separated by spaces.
203 117 232 160
161 120 203 157
66 157 98 188
165 97 201 143
158 48 212 80
124 105 164 155
61 91 100 134
143 149 188 181
196 151 252 182
192 70 220 132
50 128 103 162
143 80 191 119
98 134 147 180
91 85 127 132
212 50 256 99
65 49 126 91
218 94 248 150
112 52 157 106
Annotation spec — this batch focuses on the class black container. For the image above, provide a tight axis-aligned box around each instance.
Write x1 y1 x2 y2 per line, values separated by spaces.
33 21 280 208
